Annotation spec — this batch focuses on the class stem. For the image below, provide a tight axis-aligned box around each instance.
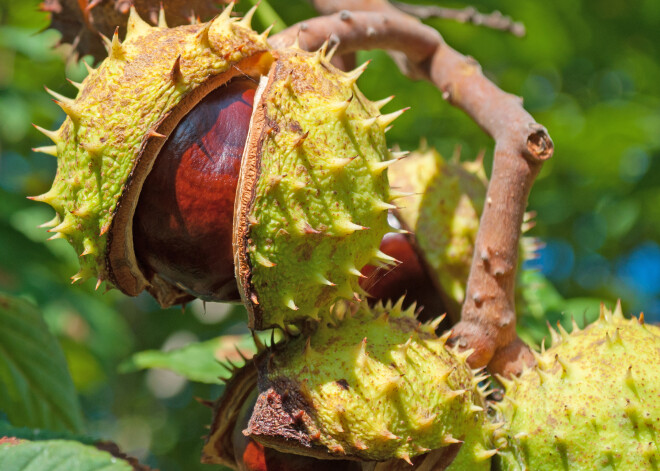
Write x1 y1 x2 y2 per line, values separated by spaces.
391 2 526 37
272 5 553 377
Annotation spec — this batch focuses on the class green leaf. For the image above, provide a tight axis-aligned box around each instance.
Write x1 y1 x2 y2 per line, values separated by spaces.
0 440 132 471
119 331 276 384
0 420 94 444
0 294 84 433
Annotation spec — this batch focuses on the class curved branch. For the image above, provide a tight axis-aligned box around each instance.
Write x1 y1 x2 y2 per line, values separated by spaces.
391 2 526 37
271 8 553 377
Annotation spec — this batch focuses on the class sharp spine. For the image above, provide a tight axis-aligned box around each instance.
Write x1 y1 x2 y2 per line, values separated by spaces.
557 322 570 340
101 27 124 59
260 24 274 40
127 6 153 38
157 5 168 27
240 4 257 28
374 249 399 265
546 321 561 346
325 42 339 62
326 94 352 117
344 60 370 84
442 435 462 445
218 2 234 23
390 150 409 160
148 129 167 138
170 55 184 85
373 199 397 211
335 219 368 234
315 273 335 286
83 61 95 75
399 452 412 466
50 214 76 235
29 188 61 206
416 413 436 428
389 189 415 200
66 78 83 91
251 331 266 352
347 266 365 278
359 116 378 129
475 449 498 460
446 389 467 399
33 145 58 157
536 367 551 385
374 95 394 110
196 17 214 45
428 315 445 331
370 159 397 174
377 108 409 128
329 155 356 170
39 214 60 228
380 429 399 440
315 39 329 63
48 231 66 241
284 297 298 311
32 124 61 143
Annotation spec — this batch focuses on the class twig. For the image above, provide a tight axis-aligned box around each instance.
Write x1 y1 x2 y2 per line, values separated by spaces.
272 6 553 377
391 2 526 37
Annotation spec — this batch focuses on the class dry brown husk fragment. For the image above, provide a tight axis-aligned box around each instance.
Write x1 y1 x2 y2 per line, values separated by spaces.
41 0 224 62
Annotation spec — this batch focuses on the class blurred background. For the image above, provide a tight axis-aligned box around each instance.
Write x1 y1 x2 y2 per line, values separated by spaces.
0 0 658 469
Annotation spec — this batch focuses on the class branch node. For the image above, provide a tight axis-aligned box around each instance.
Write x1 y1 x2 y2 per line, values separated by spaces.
526 124 554 161
339 10 352 21
441 86 452 103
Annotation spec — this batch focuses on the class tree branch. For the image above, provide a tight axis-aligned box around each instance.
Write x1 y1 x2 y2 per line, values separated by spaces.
391 2 526 37
272 6 553 377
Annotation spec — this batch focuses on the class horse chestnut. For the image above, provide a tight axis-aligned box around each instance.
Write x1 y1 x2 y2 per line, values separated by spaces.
133 79 256 302
33 5 401 329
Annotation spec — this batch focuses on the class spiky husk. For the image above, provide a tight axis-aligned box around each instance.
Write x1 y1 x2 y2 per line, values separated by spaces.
388 145 541 320
41 0 222 63
245 300 493 464
495 302 660 471
388 146 487 315
32 6 271 304
203 350 259 467
235 48 393 329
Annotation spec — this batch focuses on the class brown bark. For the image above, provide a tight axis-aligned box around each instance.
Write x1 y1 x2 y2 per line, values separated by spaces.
391 2 526 37
272 4 553 377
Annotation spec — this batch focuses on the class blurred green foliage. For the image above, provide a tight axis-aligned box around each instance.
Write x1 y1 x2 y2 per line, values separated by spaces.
0 0 658 469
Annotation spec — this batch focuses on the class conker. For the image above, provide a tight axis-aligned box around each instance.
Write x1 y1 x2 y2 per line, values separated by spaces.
133 79 256 302
33 9 396 328
360 232 446 324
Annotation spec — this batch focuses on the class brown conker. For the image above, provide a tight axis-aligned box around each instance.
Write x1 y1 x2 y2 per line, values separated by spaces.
133 79 257 302
360 232 446 323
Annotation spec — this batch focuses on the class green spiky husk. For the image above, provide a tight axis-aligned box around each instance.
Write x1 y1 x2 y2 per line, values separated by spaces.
247 300 492 464
495 304 660 471
388 147 486 313
237 50 392 329
34 8 270 292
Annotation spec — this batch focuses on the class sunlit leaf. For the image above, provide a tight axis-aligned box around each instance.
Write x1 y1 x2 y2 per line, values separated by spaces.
119 331 277 384
0 440 132 471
